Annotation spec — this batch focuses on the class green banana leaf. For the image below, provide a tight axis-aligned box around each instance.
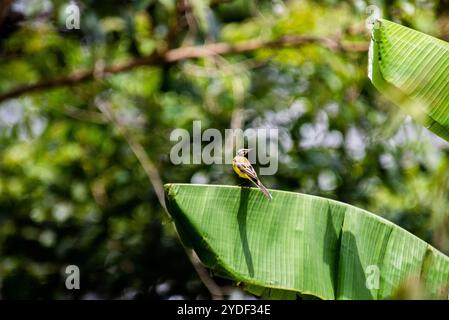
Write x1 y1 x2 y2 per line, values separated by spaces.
369 19 449 141
165 183 449 299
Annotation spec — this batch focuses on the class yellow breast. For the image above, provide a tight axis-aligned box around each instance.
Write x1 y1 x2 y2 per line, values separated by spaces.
232 157 249 178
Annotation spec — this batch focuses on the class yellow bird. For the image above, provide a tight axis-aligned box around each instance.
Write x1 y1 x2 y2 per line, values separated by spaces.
232 148 272 200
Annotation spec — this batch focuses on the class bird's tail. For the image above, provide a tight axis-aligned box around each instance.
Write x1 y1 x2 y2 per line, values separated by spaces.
255 179 272 200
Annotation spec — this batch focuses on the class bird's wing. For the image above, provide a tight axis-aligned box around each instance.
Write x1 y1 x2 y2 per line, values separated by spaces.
235 158 259 181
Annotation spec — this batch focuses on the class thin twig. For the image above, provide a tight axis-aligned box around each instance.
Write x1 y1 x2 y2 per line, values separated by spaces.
95 98 167 211
0 35 368 103
64 105 108 124
96 98 225 299
186 248 224 300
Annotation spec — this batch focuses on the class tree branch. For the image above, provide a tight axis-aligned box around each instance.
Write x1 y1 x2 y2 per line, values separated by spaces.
0 35 368 103
185 248 224 300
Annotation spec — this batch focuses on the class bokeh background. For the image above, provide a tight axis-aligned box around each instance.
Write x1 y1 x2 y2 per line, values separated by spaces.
0 0 449 299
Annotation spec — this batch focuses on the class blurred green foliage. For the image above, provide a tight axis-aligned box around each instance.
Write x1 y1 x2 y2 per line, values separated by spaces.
0 0 449 299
